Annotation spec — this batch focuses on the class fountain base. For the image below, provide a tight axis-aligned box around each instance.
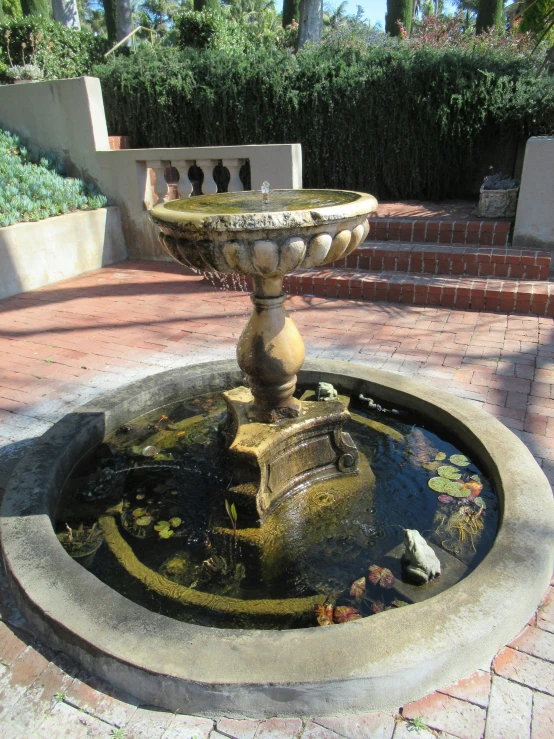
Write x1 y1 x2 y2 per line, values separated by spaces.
220 386 359 518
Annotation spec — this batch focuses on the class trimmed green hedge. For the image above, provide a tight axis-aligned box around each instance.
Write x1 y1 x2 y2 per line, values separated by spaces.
0 18 106 80
96 43 554 200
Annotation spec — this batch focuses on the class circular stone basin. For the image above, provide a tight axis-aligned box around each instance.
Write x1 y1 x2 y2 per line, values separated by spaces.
150 189 378 276
2 359 554 718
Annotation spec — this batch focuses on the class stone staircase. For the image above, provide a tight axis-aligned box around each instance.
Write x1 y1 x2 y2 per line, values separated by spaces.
284 209 554 316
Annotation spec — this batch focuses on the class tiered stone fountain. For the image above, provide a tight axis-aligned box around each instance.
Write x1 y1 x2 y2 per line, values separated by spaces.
1 187 553 719
150 187 377 517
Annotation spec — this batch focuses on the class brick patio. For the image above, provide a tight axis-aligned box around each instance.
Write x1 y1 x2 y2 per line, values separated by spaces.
0 260 553 738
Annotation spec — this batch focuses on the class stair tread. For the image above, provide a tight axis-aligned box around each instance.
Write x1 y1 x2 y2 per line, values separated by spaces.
358 241 550 261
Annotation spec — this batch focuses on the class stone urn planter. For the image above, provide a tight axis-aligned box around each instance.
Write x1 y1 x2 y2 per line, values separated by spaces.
477 173 520 218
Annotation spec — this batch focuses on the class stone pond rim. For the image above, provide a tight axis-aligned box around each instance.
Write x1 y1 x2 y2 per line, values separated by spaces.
1 359 553 719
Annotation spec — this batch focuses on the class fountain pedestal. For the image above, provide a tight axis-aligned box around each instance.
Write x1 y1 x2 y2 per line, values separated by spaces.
220 386 359 518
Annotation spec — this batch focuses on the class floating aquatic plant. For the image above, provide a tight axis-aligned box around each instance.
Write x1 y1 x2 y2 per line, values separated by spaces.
428 477 464 494
435 452 446 461
368 565 395 589
421 461 441 471
474 497 486 509
449 454 470 467
169 517 182 528
349 577 366 600
154 521 174 539
437 466 462 480
134 516 152 527
460 481 482 498
438 494 455 504
333 606 361 623
314 602 334 626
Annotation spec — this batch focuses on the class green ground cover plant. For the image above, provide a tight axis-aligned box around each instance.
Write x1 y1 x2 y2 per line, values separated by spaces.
0 128 107 227
95 28 554 200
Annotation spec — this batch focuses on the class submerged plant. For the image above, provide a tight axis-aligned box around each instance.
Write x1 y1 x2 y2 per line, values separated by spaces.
56 522 103 555
225 499 238 548
368 565 395 589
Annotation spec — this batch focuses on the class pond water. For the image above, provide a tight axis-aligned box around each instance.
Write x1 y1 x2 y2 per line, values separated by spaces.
55 386 498 630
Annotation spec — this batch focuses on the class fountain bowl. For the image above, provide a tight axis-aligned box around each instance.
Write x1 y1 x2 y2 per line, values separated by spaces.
150 189 378 276
2 359 553 719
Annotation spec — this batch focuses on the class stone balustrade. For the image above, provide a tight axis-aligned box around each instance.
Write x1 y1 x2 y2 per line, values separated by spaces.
145 157 248 208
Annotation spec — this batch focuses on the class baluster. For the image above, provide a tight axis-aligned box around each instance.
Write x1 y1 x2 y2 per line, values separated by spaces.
222 158 245 193
173 160 194 198
137 162 153 210
148 160 171 205
196 159 218 195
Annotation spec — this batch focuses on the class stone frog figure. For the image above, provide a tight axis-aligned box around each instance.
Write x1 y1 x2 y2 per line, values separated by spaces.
317 382 338 401
401 529 441 585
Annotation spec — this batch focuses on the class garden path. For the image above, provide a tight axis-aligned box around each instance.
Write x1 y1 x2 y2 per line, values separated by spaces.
0 260 553 739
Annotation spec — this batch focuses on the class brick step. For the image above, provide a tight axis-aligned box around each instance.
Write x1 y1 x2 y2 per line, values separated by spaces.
366 217 512 247
331 243 551 280
284 269 554 316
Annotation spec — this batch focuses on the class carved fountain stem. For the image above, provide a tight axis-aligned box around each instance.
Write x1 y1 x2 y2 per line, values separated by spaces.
237 275 304 422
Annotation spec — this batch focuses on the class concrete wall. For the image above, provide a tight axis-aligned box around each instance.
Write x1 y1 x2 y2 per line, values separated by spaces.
0 207 127 300
513 137 554 251
0 77 303 262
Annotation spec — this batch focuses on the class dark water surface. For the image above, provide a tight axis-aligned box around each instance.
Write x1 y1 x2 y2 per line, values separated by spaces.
56 387 498 630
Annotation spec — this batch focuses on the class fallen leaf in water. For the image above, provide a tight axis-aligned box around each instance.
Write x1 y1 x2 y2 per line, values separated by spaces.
461 481 482 498
333 606 361 623
368 565 395 589
371 602 386 613
438 494 455 504
349 577 366 600
314 603 334 626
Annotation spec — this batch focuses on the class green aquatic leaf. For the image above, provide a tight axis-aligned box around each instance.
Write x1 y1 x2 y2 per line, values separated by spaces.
132 508 147 518
470 475 481 483
437 465 462 480
141 445 160 457
422 461 441 471
428 477 452 493
449 454 470 467
391 600 409 608
448 484 471 498
158 528 174 539
154 520 171 531
474 497 487 509
169 517 182 528
435 452 447 461
134 516 151 527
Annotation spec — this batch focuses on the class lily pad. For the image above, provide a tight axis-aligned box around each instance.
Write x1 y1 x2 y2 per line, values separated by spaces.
349 577 366 600
314 603 334 627
169 517 182 528
132 508 148 518
368 565 395 589
422 461 441 471
461 481 482 498
435 452 447 461
474 496 487 509
333 606 361 623
449 454 470 467
154 521 171 532
470 475 481 483
448 484 472 498
437 466 462 480
429 477 465 494
158 528 174 539
134 516 152 527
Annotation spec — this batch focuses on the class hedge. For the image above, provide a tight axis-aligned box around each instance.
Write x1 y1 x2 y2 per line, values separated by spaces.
96 42 554 201
0 17 106 79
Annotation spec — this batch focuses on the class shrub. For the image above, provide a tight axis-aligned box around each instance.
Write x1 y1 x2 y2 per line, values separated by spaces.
95 36 554 200
0 17 106 80
0 128 107 228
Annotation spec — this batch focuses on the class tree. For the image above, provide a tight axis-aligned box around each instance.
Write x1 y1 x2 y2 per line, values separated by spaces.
385 0 412 34
520 0 554 41
116 0 133 41
297 0 323 48
282 0 299 26
194 0 220 10
475 0 502 33
52 0 81 28
20 0 51 17
102 0 117 42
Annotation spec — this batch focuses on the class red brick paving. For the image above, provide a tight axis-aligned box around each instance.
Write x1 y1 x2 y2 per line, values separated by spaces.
0 259 553 738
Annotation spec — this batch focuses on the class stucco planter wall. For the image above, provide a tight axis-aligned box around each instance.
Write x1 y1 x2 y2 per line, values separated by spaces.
0 206 127 300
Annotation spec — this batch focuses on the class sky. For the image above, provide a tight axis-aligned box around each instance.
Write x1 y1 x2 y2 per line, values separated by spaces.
274 0 458 30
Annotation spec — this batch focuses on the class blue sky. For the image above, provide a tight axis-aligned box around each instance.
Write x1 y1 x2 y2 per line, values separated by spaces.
274 1 457 29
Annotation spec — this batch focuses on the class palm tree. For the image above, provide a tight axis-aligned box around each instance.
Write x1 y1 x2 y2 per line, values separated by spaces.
297 0 323 48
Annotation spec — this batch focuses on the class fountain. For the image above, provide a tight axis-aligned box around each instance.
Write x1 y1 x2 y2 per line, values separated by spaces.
1 186 554 718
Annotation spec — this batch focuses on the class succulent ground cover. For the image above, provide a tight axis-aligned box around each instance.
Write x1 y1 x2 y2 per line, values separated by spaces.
0 127 107 227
